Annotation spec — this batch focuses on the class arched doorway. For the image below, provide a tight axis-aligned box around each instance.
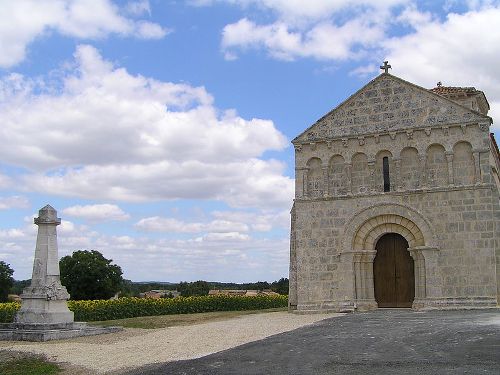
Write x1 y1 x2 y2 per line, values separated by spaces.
374 233 415 308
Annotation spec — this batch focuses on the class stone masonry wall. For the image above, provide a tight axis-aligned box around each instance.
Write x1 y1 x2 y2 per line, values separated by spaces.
292 184 498 311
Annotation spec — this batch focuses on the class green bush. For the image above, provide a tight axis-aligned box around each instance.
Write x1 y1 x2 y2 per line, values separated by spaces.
0 295 288 323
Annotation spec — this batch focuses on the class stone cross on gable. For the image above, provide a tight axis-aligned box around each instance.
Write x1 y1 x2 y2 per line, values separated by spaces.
380 61 391 73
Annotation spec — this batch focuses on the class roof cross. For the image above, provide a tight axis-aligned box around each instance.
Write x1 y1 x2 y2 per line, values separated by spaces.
380 61 391 74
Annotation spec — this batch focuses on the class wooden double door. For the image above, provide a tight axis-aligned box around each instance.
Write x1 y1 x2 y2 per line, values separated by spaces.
374 233 415 308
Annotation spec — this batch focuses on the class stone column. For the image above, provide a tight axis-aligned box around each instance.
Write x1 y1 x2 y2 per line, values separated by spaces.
15 205 74 324
445 151 454 186
353 250 377 311
408 246 440 309
322 165 329 197
345 163 353 195
393 158 401 191
418 155 427 188
368 160 375 193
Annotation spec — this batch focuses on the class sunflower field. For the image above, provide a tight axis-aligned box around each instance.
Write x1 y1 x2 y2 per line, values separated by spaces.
0 295 288 323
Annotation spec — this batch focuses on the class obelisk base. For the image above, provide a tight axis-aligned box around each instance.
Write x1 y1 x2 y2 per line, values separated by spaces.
15 298 74 324
0 322 122 342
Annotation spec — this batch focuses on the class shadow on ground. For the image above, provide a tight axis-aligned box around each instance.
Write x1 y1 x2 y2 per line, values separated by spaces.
124 309 500 375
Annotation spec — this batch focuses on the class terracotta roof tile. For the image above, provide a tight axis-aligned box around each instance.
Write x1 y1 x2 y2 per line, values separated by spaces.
430 86 478 95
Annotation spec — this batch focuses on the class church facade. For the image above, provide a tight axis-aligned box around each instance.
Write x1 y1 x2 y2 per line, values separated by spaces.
289 69 500 312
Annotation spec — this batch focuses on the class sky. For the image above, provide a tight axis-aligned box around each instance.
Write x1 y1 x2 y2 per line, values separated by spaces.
0 0 499 283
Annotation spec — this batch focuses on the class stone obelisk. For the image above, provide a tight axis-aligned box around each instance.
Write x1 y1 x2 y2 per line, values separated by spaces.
0 205 121 341
15 205 74 324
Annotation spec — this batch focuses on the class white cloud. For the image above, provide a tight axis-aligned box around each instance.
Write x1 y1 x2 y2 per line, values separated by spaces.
0 0 168 68
0 219 288 282
0 196 29 210
125 0 151 16
202 232 250 241
214 0 408 61
383 6 500 129
193 0 408 21
214 0 500 129
211 210 289 232
135 216 249 233
222 15 385 61
63 204 130 222
0 44 292 209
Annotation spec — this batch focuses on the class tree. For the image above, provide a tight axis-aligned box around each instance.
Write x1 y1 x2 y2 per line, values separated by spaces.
177 280 210 296
0 261 14 302
271 278 289 295
59 250 123 300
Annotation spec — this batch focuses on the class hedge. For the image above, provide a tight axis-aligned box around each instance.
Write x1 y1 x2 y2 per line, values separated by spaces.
0 295 288 323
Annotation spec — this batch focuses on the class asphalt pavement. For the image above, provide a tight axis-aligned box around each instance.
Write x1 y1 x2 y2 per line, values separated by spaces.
125 309 500 375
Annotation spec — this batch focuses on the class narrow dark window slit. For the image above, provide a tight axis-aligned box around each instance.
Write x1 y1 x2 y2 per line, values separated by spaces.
383 157 390 192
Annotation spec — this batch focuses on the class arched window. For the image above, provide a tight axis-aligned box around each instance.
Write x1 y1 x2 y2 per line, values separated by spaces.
306 158 323 198
400 147 419 190
453 142 474 185
351 153 370 194
426 144 448 187
328 155 347 196
383 157 390 192
375 150 392 193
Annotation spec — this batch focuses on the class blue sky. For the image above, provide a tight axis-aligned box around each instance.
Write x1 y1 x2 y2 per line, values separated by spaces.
0 0 499 282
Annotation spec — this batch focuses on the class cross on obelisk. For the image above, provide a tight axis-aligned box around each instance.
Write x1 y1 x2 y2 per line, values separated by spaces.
380 61 391 73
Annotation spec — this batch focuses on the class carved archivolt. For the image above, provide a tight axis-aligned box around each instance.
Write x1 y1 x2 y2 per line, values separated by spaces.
353 215 424 249
343 203 437 253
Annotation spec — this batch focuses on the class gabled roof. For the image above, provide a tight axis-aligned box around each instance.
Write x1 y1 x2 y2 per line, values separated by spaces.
293 73 492 144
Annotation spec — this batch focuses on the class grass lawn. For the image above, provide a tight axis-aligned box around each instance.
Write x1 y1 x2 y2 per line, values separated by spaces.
0 357 61 375
89 307 287 329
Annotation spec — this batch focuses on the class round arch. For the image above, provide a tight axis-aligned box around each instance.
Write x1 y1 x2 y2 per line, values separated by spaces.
343 202 437 253
342 203 439 310
353 214 425 250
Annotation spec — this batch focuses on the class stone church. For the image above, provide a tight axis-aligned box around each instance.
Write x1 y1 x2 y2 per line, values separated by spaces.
289 64 500 312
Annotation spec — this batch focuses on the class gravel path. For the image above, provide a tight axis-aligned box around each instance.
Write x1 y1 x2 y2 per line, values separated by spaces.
0 312 341 374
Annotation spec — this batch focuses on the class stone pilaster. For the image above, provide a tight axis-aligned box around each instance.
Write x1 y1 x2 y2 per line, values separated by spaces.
295 167 308 198
288 204 298 310
472 150 481 184
445 151 454 186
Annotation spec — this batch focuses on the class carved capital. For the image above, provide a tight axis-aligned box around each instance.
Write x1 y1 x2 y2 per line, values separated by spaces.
478 122 490 132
